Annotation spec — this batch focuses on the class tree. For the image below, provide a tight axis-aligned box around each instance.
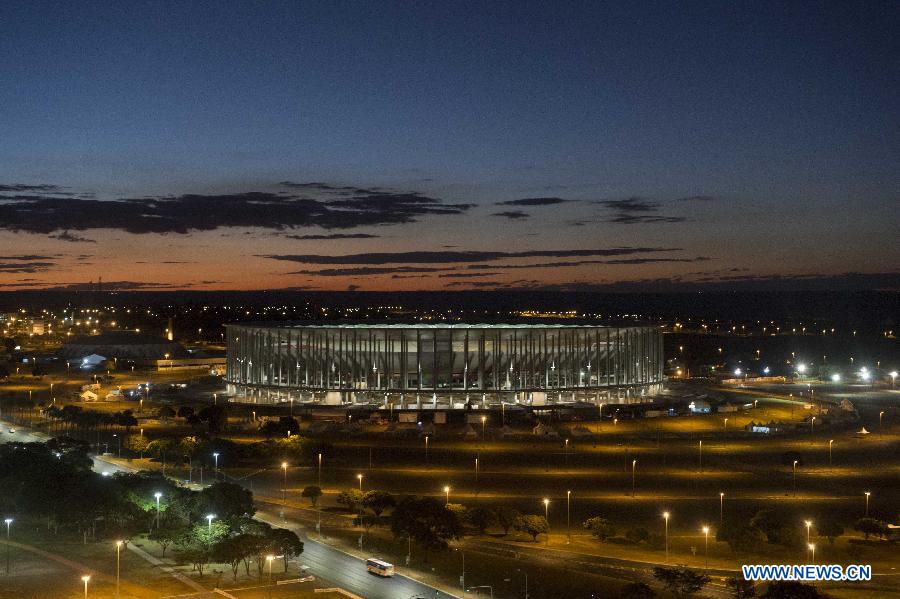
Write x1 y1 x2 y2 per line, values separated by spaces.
652 567 711 598
390 496 463 561
717 520 765 553
337 489 364 512
212 535 254 580
149 524 186 557
466 506 497 535
749 509 785 544
817 517 844 545
362 490 396 517
583 516 616 541
157 406 176 422
618 582 656 599
514 514 550 542
495 506 520 536
270 528 303 572
726 577 756 599
177 406 195 419
301 485 323 507
197 482 255 521
197 405 228 433
854 518 888 540
625 527 650 544
760 582 823 598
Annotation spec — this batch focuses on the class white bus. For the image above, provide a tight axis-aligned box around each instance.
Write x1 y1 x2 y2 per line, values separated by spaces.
366 558 395 577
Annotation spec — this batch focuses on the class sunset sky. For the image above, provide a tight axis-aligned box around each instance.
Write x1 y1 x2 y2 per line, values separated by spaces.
2 1 898 292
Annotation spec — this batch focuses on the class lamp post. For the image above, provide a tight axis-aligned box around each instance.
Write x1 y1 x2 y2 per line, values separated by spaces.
206 514 215 533
4 518 12 575
792 460 798 495
317 453 322 486
808 543 815 564
543 498 550 544
828 439 833 466
444 485 451 505
698 440 702 473
864 491 871 517
805 520 812 544
281 462 288 502
266 554 275 599
719 492 724 525
82 575 90 599
702 526 709 570
213 452 219 479
425 435 429 461
475 457 479 484
115 540 123 599
631 459 637 498
481 415 486 441
566 490 571 543
357 473 363 492
154 492 162 529
662 512 669 562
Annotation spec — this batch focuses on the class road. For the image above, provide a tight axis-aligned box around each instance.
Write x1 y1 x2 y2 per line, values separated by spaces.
256 504 458 599
0 417 456 599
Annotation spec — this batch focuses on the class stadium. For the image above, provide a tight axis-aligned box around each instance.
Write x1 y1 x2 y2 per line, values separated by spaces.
225 322 664 409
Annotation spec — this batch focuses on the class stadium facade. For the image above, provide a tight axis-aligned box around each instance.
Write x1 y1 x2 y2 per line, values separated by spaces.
225 323 663 408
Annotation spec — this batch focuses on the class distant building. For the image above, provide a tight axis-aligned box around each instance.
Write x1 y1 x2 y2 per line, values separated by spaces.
58 331 187 361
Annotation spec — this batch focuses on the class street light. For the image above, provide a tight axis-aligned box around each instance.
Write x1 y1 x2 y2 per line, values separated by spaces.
206 514 215 533
357 473 363 492
481 415 487 441
115 541 123 599
444 485 451 505
213 452 219 479
719 492 724 525
829 439 834 466
317 452 322 486
154 492 162 529
864 491 871 517
890 371 898 389
808 543 816 564
4 518 12 575
266 554 275 598
702 526 710 570
662 512 670 562
792 460 798 495
424 435 429 461
805 520 812 544
566 490 572 543
698 440 703 473
281 462 288 502
631 459 637 498
81 575 91 599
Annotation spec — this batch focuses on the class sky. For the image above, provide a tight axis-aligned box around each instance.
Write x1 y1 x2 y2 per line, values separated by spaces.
1 1 898 292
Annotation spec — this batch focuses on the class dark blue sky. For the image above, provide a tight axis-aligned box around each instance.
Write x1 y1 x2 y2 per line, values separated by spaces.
1 1 897 291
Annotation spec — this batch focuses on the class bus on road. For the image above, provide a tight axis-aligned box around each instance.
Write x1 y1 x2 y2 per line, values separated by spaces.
366 558 395 577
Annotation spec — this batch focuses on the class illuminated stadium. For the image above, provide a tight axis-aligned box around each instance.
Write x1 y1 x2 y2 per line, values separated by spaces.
225 323 663 408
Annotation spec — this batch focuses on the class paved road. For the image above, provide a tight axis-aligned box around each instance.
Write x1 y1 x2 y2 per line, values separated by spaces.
256 505 458 599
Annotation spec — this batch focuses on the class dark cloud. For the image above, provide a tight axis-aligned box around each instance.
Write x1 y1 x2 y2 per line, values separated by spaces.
491 210 530 220
0 184 62 192
264 247 677 265
437 272 494 279
49 231 96 243
0 183 473 235
496 197 572 206
288 266 454 277
284 233 381 240
606 214 687 224
596 198 660 212
674 195 715 202
0 254 59 274
466 256 710 270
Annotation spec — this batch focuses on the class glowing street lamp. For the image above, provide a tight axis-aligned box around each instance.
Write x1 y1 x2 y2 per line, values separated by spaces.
792 460 798 495
566 490 571 542
662 512 670 562
154 492 162 529
206 513 215 533
281 462 288 502
357 473 363 491
808 543 815 563
797 363 807 375
444 485 450 505
81 575 91 599
890 371 898 389
4 518 12 575
831 373 840 383
115 541 123 599
481 415 487 441
828 439 834 466
719 492 724 524
212 452 220 479
864 491 871 516
542 498 550 520
631 459 637 497
804 520 812 544
702 526 710 570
